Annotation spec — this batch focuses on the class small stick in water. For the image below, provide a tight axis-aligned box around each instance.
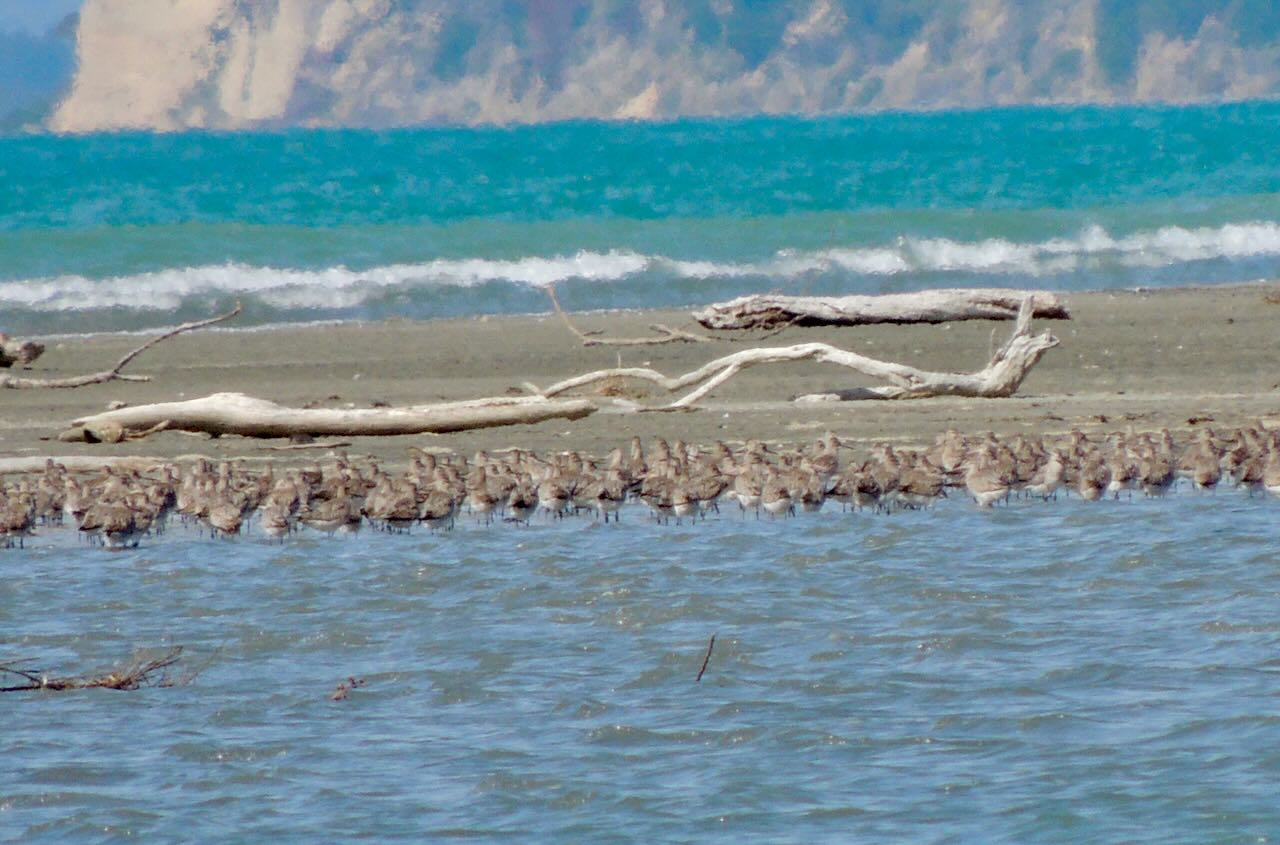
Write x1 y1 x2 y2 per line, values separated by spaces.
695 634 716 683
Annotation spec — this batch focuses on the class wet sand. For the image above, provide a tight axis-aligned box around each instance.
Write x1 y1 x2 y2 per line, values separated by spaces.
5 285 1280 466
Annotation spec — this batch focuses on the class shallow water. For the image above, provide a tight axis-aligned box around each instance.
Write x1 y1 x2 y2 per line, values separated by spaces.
4 491 1279 842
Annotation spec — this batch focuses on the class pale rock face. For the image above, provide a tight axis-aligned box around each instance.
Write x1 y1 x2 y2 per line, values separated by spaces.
614 82 661 121
214 0 313 126
50 0 234 132
48 0 1280 133
1134 17 1280 103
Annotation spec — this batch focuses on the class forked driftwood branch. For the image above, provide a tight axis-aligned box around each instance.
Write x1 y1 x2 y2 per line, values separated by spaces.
59 392 597 443
546 284 710 346
0 646 187 692
0 303 243 389
692 288 1071 330
531 298 1058 408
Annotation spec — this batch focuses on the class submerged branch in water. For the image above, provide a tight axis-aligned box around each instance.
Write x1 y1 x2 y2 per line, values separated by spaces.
330 677 367 701
0 646 188 692
696 634 717 683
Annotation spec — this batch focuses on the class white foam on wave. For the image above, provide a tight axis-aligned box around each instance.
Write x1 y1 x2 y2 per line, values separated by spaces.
1113 222 1280 266
822 247 912 275
4 221 1280 312
906 236 1038 272
821 221 1280 276
0 250 653 311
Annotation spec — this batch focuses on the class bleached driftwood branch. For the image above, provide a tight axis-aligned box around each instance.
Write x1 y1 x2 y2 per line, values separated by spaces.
692 288 1070 330
533 298 1058 408
58 392 597 443
547 284 710 346
0 303 243 389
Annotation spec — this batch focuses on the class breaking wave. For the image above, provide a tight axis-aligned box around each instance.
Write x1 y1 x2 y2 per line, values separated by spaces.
3 221 1280 321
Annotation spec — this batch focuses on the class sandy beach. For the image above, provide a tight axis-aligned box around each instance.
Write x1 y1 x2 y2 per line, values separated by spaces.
4 284 1280 467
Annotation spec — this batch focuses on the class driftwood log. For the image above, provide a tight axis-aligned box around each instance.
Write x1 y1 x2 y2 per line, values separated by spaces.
0 303 242 389
0 334 45 368
59 392 596 443
692 288 1070 330
533 297 1058 408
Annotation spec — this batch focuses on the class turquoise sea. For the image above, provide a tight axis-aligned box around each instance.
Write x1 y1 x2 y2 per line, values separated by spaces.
5 104 1280 842
3 102 1280 334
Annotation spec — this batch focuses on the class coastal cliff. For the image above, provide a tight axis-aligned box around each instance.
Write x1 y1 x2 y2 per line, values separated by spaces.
47 0 1280 132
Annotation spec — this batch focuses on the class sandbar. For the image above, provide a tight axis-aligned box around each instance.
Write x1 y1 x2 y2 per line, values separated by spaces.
4 285 1279 467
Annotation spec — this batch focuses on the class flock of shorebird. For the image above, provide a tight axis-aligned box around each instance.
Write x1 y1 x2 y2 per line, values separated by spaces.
3 425 1280 549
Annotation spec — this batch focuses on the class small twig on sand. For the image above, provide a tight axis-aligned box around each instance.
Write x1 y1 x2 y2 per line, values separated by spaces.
695 634 717 682
546 285 710 346
267 440 354 451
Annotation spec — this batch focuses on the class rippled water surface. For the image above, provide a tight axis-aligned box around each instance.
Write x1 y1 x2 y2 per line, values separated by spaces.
4 494 1280 842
